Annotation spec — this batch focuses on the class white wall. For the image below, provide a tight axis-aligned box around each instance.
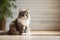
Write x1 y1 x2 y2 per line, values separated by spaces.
6 0 60 30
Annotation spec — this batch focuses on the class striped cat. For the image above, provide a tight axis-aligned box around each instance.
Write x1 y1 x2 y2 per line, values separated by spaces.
0 9 30 35
8 9 30 35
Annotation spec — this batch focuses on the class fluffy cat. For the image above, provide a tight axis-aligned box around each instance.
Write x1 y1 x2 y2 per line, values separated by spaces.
8 9 30 35
0 9 30 35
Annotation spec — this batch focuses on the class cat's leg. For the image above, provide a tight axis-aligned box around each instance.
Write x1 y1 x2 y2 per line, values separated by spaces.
25 26 30 36
24 27 27 33
8 23 19 35
9 27 19 35
26 26 30 40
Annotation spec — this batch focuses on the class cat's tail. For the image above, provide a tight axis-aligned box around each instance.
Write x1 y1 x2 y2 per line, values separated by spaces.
0 31 8 35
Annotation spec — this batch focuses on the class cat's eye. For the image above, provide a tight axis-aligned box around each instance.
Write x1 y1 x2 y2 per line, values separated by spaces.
26 14 27 16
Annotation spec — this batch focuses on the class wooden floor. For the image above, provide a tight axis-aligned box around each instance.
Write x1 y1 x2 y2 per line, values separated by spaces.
0 30 60 36
0 36 60 40
0 31 60 40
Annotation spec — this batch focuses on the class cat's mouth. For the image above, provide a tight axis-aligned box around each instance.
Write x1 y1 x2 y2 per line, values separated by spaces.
21 16 28 20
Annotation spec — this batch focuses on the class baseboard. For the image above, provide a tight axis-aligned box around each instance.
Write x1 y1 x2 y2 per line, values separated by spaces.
31 31 60 36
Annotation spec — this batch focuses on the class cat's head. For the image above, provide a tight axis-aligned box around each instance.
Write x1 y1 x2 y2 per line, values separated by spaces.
18 9 29 19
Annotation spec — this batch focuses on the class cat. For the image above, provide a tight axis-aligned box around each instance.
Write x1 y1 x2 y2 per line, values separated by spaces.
0 9 30 35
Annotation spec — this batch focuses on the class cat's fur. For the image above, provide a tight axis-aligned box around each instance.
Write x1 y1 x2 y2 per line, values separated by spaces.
0 9 30 35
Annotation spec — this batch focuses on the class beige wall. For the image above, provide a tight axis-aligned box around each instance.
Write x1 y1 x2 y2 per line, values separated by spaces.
6 0 60 30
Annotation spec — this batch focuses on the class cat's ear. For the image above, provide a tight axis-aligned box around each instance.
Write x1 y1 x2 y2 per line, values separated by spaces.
25 8 29 12
19 9 21 12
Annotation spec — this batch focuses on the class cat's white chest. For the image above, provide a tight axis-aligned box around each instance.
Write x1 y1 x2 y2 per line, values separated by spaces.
18 18 30 26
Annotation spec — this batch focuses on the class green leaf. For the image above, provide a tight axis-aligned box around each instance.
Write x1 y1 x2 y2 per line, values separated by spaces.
0 0 17 19
10 0 16 1
12 3 17 8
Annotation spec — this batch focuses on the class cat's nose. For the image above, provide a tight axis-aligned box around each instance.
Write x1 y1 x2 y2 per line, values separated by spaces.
22 15 24 16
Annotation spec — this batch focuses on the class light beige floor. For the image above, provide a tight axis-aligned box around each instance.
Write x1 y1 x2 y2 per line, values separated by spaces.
0 31 60 40
0 36 60 40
